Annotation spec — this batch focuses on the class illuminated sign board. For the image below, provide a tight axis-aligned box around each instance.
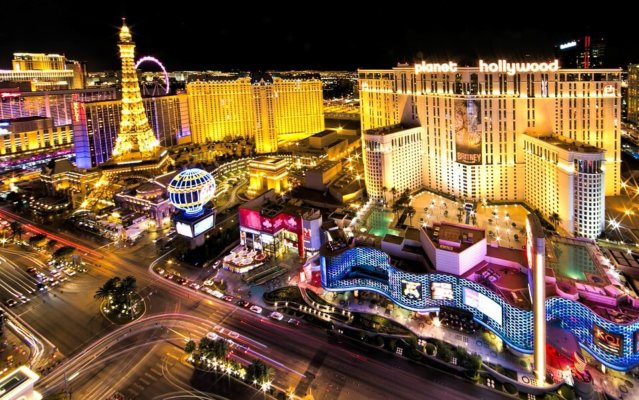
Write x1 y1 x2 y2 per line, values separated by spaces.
415 61 458 74
463 287 503 326
593 325 623 356
431 282 454 300
415 60 559 76
193 215 214 237
479 60 559 76
175 221 193 238
401 280 422 300
560 41 577 50
635 330 639 354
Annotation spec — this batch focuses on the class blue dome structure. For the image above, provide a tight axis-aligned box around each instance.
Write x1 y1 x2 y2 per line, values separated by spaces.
167 168 215 216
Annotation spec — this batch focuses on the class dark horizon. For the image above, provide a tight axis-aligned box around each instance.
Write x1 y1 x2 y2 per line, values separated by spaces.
1 2 637 72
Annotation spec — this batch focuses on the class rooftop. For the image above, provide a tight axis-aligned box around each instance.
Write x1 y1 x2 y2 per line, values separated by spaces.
424 223 485 253
529 134 604 154
363 124 413 136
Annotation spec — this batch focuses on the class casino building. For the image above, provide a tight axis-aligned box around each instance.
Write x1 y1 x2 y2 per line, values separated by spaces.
359 61 621 238
320 215 639 372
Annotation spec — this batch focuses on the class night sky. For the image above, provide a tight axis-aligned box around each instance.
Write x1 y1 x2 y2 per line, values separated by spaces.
1 2 637 72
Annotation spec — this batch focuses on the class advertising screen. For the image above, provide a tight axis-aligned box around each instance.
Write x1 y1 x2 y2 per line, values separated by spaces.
193 215 214 237
431 282 454 300
594 325 623 356
176 221 193 238
463 287 503 326
401 280 422 300
454 99 482 165
635 330 639 354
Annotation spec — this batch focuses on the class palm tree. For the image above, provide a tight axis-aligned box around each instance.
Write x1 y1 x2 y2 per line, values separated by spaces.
392 202 403 218
10 221 24 240
550 213 561 229
382 186 388 205
94 277 121 304
118 275 138 310
390 187 397 205
211 339 229 360
246 359 273 386
406 206 416 226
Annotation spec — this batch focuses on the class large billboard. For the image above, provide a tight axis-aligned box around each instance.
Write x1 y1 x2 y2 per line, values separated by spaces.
401 280 422 300
463 287 503 326
239 207 303 235
454 99 482 165
431 282 454 300
594 325 623 356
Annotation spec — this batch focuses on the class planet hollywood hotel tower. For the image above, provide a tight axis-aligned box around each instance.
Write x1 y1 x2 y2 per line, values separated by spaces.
360 60 621 238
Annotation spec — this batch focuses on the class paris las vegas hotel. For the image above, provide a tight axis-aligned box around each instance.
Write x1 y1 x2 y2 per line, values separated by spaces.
360 60 622 238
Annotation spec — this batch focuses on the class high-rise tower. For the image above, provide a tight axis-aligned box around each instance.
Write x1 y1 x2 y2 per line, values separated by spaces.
81 20 171 211
111 20 160 159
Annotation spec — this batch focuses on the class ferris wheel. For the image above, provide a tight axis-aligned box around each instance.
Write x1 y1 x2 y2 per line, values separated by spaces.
135 56 170 96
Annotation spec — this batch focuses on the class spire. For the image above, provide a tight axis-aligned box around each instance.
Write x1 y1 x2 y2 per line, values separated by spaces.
119 18 132 43
111 19 160 160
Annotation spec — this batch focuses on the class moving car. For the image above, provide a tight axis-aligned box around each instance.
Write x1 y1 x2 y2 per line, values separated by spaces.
269 311 284 321
249 305 263 314
287 318 300 327
3 299 17 307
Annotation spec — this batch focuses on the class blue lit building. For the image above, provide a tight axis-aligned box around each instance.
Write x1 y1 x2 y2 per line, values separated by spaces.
320 222 639 371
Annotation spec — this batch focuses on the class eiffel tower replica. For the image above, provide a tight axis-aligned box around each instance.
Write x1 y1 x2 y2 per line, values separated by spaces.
83 20 172 210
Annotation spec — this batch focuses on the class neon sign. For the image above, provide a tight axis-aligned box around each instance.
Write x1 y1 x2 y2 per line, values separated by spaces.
479 60 559 75
594 325 623 356
560 41 577 50
415 61 458 74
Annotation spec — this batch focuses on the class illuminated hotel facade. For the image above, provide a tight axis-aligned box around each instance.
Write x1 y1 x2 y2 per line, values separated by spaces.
360 61 621 238
0 88 117 126
0 116 72 157
186 74 324 153
1 53 85 91
629 64 639 125
73 94 190 169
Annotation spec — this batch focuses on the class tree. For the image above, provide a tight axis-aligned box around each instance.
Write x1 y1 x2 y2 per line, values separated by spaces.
246 359 273 386
118 275 137 309
94 277 121 302
406 206 416 226
46 239 58 249
390 187 397 205
392 202 403 218
53 246 75 259
184 340 196 354
382 186 388 205
210 339 229 360
550 213 561 229
10 221 24 240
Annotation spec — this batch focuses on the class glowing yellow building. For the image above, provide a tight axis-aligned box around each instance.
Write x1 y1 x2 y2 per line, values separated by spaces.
1 53 85 91
247 156 289 198
0 116 72 157
360 62 621 238
186 74 324 153
629 64 639 125
12 53 66 70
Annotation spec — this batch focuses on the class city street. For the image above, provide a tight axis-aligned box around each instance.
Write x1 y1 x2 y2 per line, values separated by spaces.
0 206 510 399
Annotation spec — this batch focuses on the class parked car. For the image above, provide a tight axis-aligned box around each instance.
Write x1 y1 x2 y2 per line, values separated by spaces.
222 295 234 302
236 300 248 307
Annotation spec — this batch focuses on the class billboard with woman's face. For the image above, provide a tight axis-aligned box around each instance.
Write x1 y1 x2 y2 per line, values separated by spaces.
454 99 482 165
